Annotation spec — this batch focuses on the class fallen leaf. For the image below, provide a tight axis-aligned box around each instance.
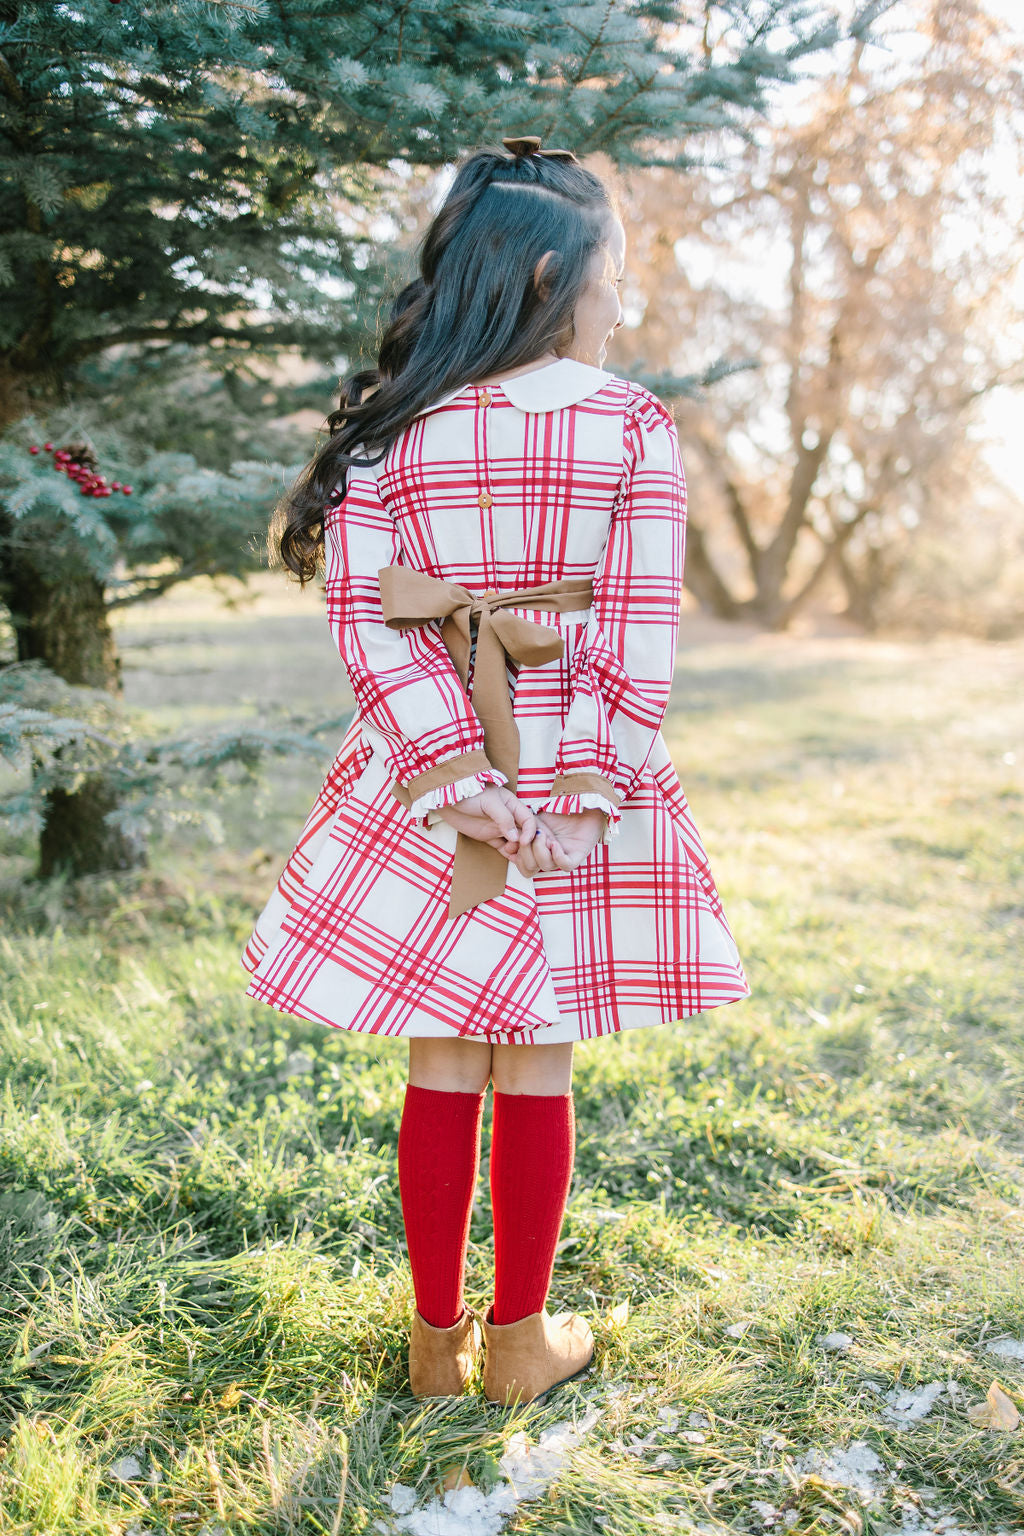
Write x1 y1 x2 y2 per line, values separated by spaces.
608 1299 629 1327
217 1384 244 1409
438 1466 474 1492
967 1380 1020 1430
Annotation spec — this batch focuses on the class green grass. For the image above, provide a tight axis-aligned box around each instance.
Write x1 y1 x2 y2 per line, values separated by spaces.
0 582 1022 1534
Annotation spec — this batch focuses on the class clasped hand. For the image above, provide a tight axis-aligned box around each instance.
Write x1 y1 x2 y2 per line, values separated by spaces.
433 785 606 877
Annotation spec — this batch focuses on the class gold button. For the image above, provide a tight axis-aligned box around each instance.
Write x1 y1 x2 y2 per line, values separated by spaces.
479 391 492 407
477 491 492 508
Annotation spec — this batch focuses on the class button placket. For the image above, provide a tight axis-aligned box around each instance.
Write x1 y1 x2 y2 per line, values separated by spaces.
475 388 496 587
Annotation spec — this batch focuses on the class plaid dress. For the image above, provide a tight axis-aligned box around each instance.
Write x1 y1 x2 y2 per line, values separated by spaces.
241 357 750 1042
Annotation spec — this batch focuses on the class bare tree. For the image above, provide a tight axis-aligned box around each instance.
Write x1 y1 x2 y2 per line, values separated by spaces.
613 0 1024 630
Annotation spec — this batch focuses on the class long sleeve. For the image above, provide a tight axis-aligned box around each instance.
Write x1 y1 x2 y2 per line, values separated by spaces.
323 468 507 823
534 392 687 841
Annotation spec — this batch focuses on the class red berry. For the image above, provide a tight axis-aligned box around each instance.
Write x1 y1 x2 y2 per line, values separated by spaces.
29 445 39 454
122 485 133 494
43 442 53 451
111 482 121 491
69 462 80 471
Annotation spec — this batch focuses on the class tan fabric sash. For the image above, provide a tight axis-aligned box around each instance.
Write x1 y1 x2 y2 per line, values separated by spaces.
378 564 594 918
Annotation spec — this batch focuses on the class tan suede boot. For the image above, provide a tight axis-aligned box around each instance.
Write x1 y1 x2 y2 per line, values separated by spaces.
480 1303 595 1406
408 1305 481 1397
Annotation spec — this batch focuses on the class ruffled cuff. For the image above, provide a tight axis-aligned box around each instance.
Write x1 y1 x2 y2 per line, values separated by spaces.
535 792 621 842
535 770 623 843
410 768 508 825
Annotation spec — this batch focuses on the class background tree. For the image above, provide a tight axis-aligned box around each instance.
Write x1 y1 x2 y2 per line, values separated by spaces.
612 0 1024 630
0 0 885 876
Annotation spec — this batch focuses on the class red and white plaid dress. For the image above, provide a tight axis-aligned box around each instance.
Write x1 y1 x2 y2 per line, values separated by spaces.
242 357 750 1042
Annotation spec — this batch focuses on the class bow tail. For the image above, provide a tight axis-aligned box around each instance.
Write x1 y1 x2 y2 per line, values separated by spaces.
449 833 510 920
470 613 522 793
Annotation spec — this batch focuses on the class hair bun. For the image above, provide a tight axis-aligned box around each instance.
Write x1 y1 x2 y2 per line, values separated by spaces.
502 134 579 164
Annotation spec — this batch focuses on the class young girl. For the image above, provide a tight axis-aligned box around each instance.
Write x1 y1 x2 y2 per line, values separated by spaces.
242 134 750 1408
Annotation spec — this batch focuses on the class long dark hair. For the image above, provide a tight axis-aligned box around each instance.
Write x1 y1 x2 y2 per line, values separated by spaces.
273 142 618 582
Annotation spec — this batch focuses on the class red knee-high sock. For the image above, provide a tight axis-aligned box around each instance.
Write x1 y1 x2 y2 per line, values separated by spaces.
490 1089 576 1325
397 1083 486 1329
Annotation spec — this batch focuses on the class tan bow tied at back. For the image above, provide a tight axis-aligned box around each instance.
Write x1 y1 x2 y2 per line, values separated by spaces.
378 565 594 919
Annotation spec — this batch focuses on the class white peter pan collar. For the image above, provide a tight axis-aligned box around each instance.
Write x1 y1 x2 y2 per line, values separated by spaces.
411 356 615 418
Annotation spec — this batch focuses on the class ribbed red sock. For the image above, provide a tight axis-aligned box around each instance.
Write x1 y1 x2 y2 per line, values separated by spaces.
397 1082 486 1330
490 1089 576 1325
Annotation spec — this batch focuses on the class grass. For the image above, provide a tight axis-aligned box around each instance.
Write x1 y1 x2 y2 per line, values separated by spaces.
0 578 1022 1534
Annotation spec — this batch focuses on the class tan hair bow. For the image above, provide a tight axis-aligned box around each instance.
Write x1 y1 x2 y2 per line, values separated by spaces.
502 134 579 164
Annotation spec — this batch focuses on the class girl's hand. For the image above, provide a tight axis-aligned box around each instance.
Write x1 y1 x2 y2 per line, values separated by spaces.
433 785 538 852
495 807 607 877
535 808 607 869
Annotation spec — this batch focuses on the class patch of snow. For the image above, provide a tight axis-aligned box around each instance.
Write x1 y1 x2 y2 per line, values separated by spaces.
382 1405 603 1536
725 1321 750 1338
109 1453 145 1481
389 1481 519 1536
759 1428 787 1450
752 1501 782 1527
651 1451 680 1469
500 1408 600 1500
875 1504 1018 1536
688 1410 711 1429
656 1406 680 1433
984 1336 1024 1361
614 1427 660 1458
880 1380 946 1423
792 1440 889 1502
818 1331 853 1351
389 1486 419 1516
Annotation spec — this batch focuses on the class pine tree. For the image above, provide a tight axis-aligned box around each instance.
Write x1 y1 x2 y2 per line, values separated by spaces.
0 0 885 876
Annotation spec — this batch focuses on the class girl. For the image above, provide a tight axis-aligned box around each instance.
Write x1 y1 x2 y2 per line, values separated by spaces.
242 134 750 1408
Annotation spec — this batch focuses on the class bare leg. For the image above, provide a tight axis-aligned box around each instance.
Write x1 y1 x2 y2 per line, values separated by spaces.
408 1036 493 1091
407 1037 574 1092
490 1040 574 1094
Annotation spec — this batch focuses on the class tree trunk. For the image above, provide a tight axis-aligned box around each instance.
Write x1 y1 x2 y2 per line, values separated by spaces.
681 518 746 619
836 544 885 632
6 560 145 878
